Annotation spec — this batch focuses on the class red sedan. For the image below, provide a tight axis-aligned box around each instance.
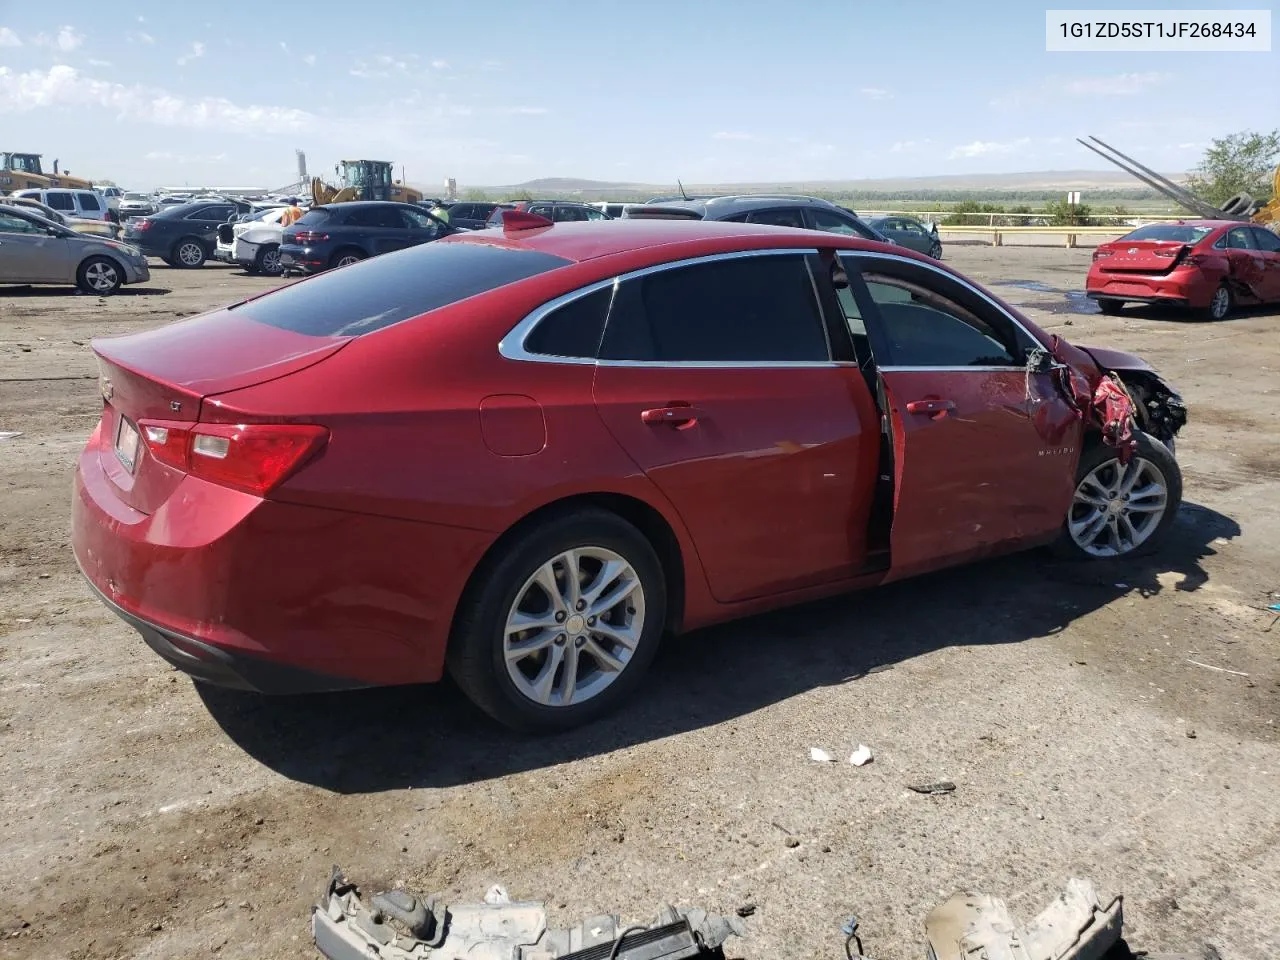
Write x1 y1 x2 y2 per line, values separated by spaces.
1087 220 1280 320
72 217 1188 731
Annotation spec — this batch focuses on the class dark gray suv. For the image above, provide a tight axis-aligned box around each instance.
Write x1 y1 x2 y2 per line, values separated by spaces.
623 195 890 243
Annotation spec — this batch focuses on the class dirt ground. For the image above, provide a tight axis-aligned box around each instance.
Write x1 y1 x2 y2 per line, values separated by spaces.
2 247 1278 960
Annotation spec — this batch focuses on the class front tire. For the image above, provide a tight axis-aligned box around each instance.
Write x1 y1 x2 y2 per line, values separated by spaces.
928 241 943 260
1053 431 1181 560
76 256 122 295
172 238 206 268
448 509 667 732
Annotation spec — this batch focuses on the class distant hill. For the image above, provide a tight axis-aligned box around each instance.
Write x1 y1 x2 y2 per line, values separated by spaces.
457 169 1187 201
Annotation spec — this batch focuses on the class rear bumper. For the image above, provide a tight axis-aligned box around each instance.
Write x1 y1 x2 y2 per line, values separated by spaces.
71 434 493 692
279 244 327 273
1085 267 1216 307
79 570 363 693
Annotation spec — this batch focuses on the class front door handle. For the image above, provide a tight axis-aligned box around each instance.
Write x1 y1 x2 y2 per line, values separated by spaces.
906 399 956 417
641 404 700 429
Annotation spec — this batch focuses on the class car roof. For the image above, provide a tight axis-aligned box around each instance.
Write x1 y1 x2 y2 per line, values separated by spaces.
446 217 890 264
635 195 854 217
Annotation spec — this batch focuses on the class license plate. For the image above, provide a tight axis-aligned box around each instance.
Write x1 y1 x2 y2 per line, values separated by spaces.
115 416 140 472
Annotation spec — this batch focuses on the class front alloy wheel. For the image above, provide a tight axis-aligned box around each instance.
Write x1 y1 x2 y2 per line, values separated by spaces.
503 547 644 708
1068 457 1169 557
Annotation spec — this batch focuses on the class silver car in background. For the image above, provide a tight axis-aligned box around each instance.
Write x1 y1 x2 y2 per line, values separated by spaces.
0 206 150 294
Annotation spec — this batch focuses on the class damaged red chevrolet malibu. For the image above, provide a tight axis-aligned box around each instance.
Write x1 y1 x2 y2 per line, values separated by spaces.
71 216 1188 732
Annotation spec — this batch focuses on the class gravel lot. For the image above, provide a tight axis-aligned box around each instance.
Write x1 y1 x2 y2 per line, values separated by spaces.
2 246 1278 960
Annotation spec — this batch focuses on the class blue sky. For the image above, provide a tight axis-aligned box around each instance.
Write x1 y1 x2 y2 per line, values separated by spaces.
0 0 1275 189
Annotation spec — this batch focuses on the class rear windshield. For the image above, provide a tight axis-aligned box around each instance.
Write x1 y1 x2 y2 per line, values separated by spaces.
232 240 571 336
294 209 333 226
1122 224 1216 243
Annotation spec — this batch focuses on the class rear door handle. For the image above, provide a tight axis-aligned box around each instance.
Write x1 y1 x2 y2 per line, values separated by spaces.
641 404 700 429
906 399 956 417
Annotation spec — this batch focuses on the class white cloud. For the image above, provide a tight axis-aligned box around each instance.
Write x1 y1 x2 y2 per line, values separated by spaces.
279 41 290 54
501 106 548 115
137 15 145 22
145 150 228 164
1065 71 1171 95
0 64 314 133
431 58 449 69
55 26 83 52
88 58 111 67
712 131 755 141
859 86 891 100
303 53 316 66
949 137 1031 159
890 138 932 153
135 31 155 44
0 27 21 47
176 41 205 66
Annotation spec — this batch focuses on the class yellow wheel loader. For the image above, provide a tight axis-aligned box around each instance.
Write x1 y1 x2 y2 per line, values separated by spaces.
0 152 94 192
309 160 422 206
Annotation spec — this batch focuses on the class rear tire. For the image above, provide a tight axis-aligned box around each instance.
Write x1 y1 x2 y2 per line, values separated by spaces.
329 248 365 270
172 238 206 269
76 256 123 295
1202 283 1232 321
1096 298 1124 315
1052 431 1181 561
254 244 283 276
448 508 667 733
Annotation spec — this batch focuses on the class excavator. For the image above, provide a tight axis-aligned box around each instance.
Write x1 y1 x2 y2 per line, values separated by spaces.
309 160 422 206
1078 135 1279 231
0 152 94 192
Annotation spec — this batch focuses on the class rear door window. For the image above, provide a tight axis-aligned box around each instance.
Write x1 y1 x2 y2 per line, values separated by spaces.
1225 227 1257 250
808 208 860 235
186 204 235 222
46 192 74 211
77 192 102 212
232 241 570 336
600 254 829 363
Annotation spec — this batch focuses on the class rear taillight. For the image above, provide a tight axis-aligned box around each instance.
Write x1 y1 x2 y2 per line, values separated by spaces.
1092 248 1113 261
138 420 328 496
135 219 152 231
1154 248 1180 258
292 230 328 243
1179 254 1205 267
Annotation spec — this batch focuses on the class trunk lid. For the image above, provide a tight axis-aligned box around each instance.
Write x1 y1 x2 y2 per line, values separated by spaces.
1096 240 1189 274
91 308 350 514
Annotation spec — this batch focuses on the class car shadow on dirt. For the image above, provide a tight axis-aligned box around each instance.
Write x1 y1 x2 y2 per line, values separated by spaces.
198 500 1240 794
0 285 171 297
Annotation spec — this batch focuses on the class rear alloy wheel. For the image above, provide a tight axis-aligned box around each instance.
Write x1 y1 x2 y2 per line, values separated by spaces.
1204 284 1232 321
255 244 283 276
449 509 666 732
77 256 122 295
1054 432 1181 560
173 239 206 268
330 249 365 269
1096 298 1124 315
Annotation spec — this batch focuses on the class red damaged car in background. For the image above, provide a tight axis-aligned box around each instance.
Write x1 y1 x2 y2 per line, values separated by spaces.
72 217 1188 732
1087 220 1280 320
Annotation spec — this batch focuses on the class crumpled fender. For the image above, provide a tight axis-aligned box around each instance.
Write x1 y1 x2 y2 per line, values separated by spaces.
1044 335 1138 461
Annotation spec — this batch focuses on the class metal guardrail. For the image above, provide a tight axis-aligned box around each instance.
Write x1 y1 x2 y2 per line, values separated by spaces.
937 224 1132 247
858 210 1198 224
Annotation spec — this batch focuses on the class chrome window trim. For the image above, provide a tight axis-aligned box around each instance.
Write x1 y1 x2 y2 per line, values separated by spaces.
878 365 1030 373
498 247 829 367
840 249 1045 349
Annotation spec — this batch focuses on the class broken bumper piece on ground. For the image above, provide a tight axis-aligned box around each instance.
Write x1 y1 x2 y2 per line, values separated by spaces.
311 866 747 960
924 877 1122 960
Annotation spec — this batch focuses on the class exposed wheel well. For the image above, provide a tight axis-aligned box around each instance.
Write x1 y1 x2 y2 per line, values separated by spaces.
454 493 686 639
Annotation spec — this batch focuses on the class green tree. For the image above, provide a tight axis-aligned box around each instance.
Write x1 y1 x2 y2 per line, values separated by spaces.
1186 129 1280 206
463 188 491 201
505 189 534 202
1044 198 1093 226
